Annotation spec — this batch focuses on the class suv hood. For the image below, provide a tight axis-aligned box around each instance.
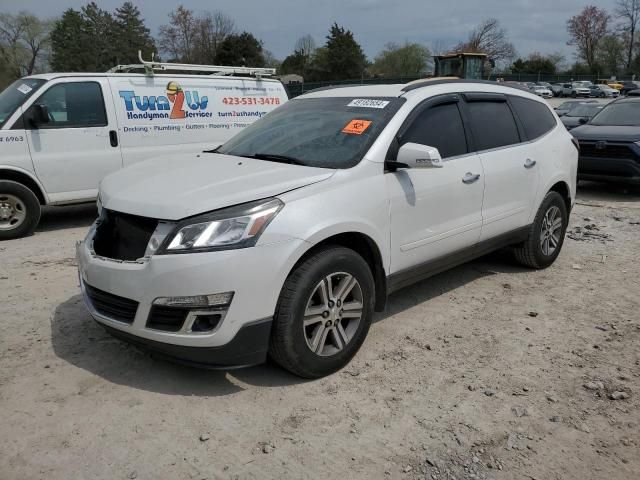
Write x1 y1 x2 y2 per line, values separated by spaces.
571 124 640 142
100 153 335 220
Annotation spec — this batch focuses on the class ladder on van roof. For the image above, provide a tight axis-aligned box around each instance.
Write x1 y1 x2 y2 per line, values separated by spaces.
108 51 276 79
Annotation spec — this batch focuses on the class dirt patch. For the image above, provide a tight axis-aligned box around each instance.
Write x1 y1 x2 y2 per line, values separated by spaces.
0 186 639 480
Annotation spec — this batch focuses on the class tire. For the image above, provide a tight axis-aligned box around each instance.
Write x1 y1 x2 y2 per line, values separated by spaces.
513 191 568 269
0 180 41 240
571 92 577 98
269 246 375 378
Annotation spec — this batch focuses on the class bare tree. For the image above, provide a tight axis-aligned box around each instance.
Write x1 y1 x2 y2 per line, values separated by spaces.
616 0 640 69
158 6 197 62
453 19 516 64
294 34 316 58
567 6 610 70
195 11 235 63
0 11 51 77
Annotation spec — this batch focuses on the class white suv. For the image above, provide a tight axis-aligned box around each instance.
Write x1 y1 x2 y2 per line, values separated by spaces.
77 80 578 378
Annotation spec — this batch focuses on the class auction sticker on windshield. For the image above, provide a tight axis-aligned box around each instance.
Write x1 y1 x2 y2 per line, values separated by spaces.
342 119 372 135
347 99 390 109
16 84 33 95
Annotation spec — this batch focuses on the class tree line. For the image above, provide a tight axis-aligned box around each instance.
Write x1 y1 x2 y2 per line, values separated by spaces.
0 1 638 90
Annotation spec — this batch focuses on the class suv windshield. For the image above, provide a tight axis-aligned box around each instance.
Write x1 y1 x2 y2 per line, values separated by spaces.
0 78 46 128
591 102 640 126
216 96 402 169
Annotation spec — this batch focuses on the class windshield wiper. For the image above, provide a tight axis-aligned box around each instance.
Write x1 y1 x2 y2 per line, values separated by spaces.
249 153 306 166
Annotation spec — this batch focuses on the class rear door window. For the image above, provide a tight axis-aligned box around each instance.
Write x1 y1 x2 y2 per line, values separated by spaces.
401 102 468 158
464 100 520 151
509 96 557 140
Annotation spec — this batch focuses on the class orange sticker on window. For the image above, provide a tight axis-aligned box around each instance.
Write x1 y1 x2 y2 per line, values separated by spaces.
342 119 372 135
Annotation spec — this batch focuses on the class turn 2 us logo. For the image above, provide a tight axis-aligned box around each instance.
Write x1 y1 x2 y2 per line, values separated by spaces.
118 81 212 120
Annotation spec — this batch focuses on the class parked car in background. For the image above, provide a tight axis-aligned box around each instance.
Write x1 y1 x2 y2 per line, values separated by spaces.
77 79 577 378
532 85 553 98
0 61 288 240
572 97 640 184
589 85 619 98
570 82 592 98
626 89 640 97
619 81 640 95
560 104 604 130
554 100 597 117
536 82 553 89
600 80 624 91
550 84 565 97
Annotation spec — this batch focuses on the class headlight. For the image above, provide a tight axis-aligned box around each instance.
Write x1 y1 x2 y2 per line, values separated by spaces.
159 198 283 254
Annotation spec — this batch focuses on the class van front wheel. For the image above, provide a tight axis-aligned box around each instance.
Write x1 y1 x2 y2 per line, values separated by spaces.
269 246 375 378
0 181 41 240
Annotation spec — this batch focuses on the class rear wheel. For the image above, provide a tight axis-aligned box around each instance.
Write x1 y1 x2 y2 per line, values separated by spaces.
0 180 41 240
269 246 375 378
513 192 568 269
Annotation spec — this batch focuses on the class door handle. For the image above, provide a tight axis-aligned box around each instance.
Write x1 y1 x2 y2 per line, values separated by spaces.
462 172 481 184
109 130 118 147
524 158 537 169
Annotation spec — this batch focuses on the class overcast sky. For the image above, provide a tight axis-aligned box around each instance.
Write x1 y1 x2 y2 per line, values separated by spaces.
0 0 620 64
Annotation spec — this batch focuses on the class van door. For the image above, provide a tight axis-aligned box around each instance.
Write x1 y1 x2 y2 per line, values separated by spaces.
23 79 123 203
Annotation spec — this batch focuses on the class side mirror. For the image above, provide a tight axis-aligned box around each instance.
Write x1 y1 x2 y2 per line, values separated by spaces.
578 117 588 125
29 104 49 127
396 142 444 169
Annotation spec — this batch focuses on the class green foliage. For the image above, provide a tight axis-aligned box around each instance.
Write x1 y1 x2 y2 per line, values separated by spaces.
51 2 155 72
371 42 430 76
0 11 51 82
510 53 560 74
321 23 366 81
113 2 156 64
214 32 265 67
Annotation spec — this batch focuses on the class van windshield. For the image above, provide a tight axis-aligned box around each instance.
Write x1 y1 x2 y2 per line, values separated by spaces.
216 96 403 169
0 78 46 128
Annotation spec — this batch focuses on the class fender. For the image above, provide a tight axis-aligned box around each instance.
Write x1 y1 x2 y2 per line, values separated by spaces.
0 165 49 204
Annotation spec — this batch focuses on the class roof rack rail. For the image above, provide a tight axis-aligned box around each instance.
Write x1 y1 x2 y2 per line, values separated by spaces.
108 51 276 79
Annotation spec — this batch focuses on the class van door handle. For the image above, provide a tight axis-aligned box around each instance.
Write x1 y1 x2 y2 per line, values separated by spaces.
462 172 481 184
524 158 536 169
109 130 118 147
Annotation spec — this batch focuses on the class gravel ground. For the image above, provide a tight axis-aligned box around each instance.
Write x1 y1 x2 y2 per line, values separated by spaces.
0 181 639 480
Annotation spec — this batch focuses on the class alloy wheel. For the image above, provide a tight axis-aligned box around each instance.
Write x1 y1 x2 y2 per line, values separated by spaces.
540 205 562 256
303 272 363 357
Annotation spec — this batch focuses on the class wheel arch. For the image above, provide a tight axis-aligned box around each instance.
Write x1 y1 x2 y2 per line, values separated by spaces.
0 167 47 205
289 232 388 312
548 180 572 212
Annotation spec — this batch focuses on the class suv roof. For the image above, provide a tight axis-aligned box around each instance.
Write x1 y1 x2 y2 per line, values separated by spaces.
300 78 540 100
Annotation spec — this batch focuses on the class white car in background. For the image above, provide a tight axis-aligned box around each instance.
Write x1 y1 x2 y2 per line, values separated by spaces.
571 82 592 98
532 85 553 99
77 79 578 378
589 85 619 98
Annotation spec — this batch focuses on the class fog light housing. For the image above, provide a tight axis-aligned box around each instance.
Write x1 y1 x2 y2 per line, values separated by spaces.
153 292 234 308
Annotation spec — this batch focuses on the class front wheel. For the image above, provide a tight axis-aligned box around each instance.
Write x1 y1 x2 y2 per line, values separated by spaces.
0 180 41 240
513 191 568 269
269 246 375 378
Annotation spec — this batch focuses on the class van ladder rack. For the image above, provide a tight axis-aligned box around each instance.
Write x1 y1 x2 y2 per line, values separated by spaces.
108 51 276 79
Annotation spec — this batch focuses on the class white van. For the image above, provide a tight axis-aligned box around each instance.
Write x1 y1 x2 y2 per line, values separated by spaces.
0 58 288 239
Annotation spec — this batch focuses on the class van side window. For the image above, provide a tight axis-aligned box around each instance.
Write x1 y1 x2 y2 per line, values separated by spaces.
509 96 557 140
465 100 520 151
27 82 107 129
402 103 468 158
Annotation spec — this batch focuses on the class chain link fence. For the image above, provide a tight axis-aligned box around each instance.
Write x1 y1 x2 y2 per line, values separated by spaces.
284 73 637 98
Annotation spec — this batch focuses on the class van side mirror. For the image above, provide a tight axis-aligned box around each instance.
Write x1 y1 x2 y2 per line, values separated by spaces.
395 142 444 169
29 104 50 127
578 117 588 125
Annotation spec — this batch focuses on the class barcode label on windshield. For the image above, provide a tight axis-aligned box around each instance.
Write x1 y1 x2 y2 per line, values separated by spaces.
16 84 32 94
347 99 390 109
